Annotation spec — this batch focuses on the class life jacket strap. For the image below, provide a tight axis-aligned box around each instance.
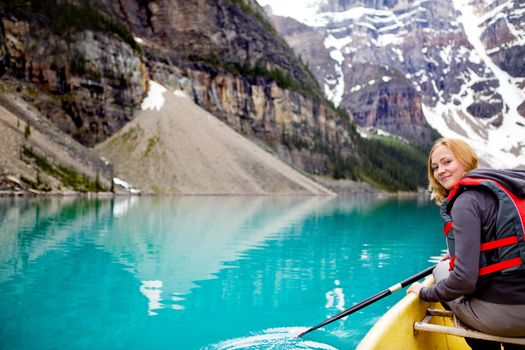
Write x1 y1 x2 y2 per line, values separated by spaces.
446 177 486 201
449 256 456 271
480 236 519 251
479 257 523 276
443 222 453 236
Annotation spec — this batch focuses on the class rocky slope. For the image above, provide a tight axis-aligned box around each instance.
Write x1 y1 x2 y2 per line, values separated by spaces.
0 93 113 194
95 82 334 195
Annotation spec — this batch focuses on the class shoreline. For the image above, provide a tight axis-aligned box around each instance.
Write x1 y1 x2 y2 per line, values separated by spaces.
1 173 428 198
0 188 428 198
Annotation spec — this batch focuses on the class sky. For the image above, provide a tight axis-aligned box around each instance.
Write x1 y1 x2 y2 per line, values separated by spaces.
256 0 319 19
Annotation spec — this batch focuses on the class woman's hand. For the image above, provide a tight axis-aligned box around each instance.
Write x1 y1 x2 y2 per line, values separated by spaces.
440 252 450 261
407 282 423 296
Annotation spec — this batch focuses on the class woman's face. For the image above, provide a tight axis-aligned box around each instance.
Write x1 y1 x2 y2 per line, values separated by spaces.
431 144 466 190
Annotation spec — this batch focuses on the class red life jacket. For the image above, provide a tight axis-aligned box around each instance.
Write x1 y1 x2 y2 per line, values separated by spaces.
441 177 525 277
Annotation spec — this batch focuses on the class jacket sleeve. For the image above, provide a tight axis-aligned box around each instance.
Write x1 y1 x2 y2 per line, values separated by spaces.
420 191 482 302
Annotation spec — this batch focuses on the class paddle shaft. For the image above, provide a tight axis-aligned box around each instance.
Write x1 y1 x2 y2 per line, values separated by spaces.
297 265 435 338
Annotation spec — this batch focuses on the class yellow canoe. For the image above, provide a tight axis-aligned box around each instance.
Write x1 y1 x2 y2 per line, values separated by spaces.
356 277 469 350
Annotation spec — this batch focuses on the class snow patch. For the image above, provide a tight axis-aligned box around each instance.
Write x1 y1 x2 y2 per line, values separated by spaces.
440 45 452 65
350 84 362 93
142 81 167 111
113 177 141 194
174 90 189 98
391 47 404 62
323 35 347 105
357 126 409 142
377 33 402 46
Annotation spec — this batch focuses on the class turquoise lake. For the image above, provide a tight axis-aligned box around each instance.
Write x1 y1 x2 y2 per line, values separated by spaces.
0 195 445 349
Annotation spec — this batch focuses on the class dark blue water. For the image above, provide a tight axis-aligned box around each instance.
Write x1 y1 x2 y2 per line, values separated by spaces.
0 196 444 349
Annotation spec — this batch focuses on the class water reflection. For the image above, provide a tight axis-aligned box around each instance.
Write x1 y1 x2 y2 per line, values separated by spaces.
139 280 164 315
112 196 139 218
325 280 345 311
0 197 112 285
99 196 339 315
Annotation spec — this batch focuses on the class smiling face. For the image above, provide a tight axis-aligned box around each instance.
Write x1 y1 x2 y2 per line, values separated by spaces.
430 145 466 190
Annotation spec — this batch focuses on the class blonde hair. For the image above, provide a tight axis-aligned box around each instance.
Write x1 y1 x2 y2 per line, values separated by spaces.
428 138 479 204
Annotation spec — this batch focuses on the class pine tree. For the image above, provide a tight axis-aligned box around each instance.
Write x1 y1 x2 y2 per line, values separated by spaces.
24 122 31 140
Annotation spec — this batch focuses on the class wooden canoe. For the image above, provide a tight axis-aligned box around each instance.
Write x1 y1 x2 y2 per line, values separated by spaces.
356 276 470 350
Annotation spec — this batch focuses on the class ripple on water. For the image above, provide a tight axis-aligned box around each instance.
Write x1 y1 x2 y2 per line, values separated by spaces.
205 327 337 350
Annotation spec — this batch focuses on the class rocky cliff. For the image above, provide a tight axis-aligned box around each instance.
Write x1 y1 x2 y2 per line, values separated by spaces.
476 0 525 79
341 63 433 142
0 3 148 146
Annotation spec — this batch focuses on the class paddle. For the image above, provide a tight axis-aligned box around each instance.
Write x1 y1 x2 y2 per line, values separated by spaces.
297 264 436 338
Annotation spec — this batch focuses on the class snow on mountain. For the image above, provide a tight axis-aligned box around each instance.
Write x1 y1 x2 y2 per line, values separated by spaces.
426 0 525 167
258 0 525 167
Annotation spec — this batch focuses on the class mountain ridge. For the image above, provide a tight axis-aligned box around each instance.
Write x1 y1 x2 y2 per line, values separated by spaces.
260 0 525 167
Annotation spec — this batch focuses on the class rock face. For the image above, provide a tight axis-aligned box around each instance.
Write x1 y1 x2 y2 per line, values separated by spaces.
0 0 358 176
342 64 433 142
0 8 147 146
519 100 525 118
477 0 525 77
0 94 113 193
184 68 355 174
264 0 525 165
268 16 337 100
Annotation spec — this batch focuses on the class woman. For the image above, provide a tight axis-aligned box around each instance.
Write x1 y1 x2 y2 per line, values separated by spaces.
407 138 525 350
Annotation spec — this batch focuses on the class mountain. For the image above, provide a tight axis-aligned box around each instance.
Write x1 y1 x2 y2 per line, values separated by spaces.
261 0 525 167
0 0 430 194
94 82 334 195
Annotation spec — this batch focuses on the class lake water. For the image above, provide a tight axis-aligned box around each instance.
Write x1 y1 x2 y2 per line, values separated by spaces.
0 195 445 350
